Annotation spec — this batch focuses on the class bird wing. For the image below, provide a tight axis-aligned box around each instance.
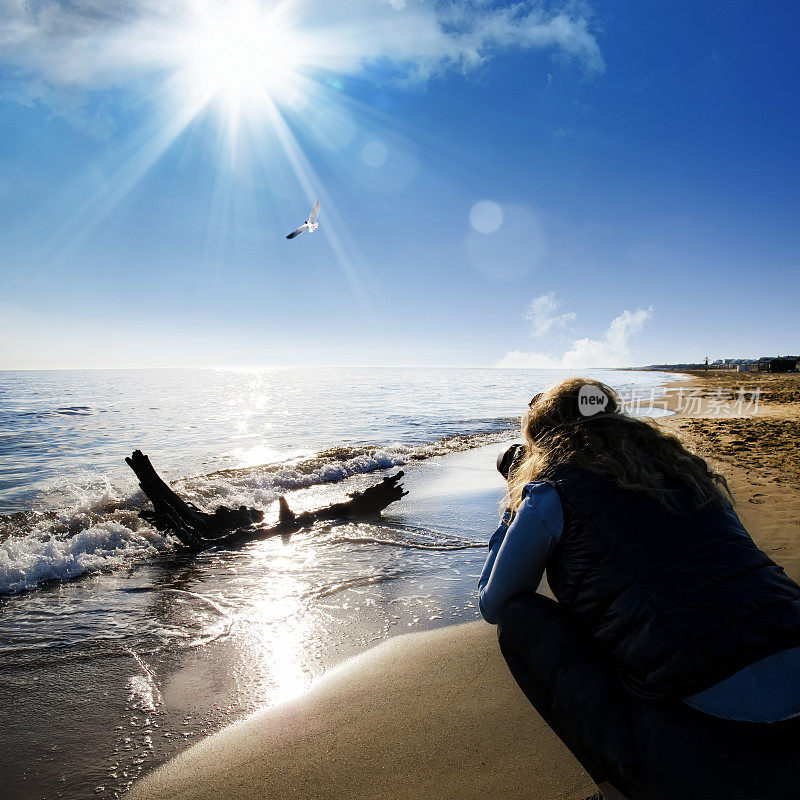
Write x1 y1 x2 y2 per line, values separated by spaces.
307 200 320 225
286 224 307 239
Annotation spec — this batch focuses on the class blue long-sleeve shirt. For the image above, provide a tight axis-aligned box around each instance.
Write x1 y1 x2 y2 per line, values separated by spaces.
478 482 562 624
478 481 800 723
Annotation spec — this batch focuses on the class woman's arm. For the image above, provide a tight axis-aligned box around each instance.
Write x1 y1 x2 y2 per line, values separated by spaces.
478 482 563 624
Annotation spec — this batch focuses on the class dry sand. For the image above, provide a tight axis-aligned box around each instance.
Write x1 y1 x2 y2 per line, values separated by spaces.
659 371 800 583
130 371 800 800
662 371 800 493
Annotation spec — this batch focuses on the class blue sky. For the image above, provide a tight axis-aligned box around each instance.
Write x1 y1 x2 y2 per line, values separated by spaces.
0 0 798 369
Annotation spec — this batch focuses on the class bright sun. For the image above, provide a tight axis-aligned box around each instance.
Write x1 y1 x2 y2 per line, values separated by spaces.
175 1 306 119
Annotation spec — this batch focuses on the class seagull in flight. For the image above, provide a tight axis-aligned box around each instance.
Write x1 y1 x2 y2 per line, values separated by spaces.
286 201 320 239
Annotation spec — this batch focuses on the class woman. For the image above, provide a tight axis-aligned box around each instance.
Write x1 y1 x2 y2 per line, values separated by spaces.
478 378 800 800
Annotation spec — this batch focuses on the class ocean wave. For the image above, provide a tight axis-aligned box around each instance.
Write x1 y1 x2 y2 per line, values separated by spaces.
1 405 112 421
0 424 514 596
181 426 515 509
301 567 408 601
0 522 170 595
55 406 95 416
325 520 484 552
330 534 484 552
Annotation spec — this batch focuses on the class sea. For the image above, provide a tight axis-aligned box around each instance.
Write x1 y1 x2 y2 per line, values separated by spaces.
0 367 676 799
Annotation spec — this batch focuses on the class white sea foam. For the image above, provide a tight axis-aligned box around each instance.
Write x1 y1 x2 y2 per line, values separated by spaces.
185 431 513 509
0 429 513 595
0 522 169 595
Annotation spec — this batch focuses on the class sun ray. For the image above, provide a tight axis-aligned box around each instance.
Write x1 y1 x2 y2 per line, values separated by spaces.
43 85 214 265
258 93 375 318
32 0 439 314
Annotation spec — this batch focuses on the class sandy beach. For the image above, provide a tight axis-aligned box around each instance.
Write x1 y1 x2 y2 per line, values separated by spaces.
127 440 603 800
129 371 800 800
0 368 673 800
660 371 800 580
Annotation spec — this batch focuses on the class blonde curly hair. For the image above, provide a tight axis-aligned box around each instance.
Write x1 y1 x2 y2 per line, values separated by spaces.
505 377 730 514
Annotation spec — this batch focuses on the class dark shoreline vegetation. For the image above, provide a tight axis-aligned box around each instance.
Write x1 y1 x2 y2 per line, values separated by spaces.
628 356 799 373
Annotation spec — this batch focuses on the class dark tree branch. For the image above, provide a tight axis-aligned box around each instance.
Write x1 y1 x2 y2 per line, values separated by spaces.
126 450 407 551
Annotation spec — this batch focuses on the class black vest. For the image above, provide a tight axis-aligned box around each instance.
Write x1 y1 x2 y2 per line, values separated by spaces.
543 464 800 699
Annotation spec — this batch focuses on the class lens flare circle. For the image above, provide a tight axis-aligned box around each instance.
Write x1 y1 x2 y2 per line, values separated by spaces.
465 204 545 281
362 141 388 167
469 200 503 234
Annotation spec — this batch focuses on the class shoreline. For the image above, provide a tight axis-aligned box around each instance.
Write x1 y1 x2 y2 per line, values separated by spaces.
1 442 508 800
130 621 594 800
130 370 800 799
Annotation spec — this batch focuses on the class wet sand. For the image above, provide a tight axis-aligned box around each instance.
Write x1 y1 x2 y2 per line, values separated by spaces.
130 372 800 800
128 444 598 800
129 621 593 800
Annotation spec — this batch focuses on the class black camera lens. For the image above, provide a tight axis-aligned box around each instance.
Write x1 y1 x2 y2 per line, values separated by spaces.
497 443 525 480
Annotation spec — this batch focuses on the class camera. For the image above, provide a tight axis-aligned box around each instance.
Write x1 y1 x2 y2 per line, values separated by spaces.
496 443 525 480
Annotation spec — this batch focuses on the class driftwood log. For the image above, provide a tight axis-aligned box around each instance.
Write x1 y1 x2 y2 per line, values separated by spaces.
126 450 407 551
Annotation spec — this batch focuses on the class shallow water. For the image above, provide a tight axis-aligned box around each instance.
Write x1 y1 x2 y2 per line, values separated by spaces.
0 367 676 799
1 456 503 799
0 367 675 511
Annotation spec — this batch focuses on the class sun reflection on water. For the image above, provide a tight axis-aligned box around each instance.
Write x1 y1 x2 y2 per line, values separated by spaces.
235 544 318 706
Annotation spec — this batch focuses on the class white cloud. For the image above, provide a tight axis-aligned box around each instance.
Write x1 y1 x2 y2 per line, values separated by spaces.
497 349 562 369
0 0 604 98
498 306 653 368
524 291 576 336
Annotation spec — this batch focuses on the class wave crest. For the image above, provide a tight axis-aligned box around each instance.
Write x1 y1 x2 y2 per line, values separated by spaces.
0 523 169 595
0 424 514 595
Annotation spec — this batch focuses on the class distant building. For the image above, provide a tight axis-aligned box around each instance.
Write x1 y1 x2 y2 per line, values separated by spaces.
632 356 798 372
770 356 800 372
756 358 772 372
709 358 742 370
754 356 800 373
